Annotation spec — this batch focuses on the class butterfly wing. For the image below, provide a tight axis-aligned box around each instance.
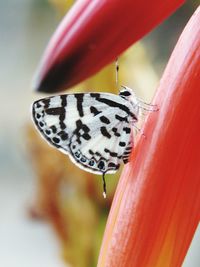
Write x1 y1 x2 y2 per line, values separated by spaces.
32 93 133 174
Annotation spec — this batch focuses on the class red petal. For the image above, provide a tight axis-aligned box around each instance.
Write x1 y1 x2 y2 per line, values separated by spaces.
34 0 184 92
97 6 200 267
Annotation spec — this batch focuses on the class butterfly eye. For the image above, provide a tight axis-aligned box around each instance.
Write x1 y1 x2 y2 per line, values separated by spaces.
98 160 106 171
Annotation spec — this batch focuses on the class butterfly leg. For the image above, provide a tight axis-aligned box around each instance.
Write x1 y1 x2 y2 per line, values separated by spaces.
133 124 146 138
137 98 159 112
102 173 107 199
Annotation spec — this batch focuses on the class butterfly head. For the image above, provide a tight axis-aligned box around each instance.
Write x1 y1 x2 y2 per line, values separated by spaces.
119 86 139 119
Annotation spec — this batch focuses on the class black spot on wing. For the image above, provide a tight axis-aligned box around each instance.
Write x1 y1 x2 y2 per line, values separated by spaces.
100 116 110 124
104 148 121 158
123 159 129 164
123 151 131 156
73 119 91 143
80 156 87 163
98 160 105 171
89 149 94 155
36 102 41 109
100 126 111 139
119 141 126 147
52 137 60 144
90 93 101 98
123 127 131 134
75 151 81 158
50 125 57 133
89 159 95 166
43 99 50 109
75 119 83 129
74 94 84 117
60 95 67 129
115 114 128 122
44 96 67 130
58 131 68 141
45 129 51 135
82 124 90 133
90 106 101 116
112 127 121 137
82 133 91 140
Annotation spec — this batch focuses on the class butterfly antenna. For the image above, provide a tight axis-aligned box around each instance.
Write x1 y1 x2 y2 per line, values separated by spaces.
115 57 119 91
102 172 107 198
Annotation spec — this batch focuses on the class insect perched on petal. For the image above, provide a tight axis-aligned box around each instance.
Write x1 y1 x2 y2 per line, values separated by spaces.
32 86 155 198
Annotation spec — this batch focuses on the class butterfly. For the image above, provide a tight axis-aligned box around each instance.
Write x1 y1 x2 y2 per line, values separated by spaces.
32 86 153 198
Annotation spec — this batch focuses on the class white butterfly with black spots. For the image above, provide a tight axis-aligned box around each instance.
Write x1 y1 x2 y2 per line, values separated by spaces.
32 86 152 198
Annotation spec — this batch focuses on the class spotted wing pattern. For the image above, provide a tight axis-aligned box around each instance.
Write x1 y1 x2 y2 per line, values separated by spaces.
32 92 135 175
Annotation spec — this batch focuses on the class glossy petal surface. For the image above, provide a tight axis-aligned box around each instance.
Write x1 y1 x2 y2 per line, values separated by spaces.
34 0 184 92
98 6 200 267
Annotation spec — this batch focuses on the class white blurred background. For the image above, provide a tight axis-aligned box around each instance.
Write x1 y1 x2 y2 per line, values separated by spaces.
0 1 66 266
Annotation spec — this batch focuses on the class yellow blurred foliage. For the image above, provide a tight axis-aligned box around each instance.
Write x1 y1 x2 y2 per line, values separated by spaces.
49 0 75 15
28 4 158 264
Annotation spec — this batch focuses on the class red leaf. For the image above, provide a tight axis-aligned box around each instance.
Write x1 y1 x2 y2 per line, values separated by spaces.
33 0 184 92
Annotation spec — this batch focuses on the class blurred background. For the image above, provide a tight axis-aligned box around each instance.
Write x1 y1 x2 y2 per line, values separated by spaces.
0 1 199 267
